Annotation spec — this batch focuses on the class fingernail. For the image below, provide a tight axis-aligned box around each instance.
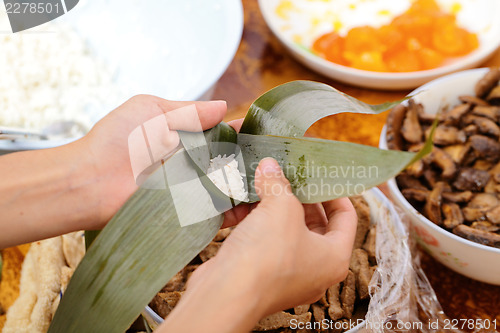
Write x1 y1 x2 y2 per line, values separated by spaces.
259 157 282 175
208 100 227 108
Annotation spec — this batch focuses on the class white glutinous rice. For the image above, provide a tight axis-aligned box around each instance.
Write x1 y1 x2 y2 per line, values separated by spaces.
207 154 248 202
0 12 124 133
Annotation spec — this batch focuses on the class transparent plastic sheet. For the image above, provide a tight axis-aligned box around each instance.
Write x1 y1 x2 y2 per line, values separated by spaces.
362 193 464 333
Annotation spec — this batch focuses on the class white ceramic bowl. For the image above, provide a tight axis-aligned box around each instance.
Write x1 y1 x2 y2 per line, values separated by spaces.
0 0 243 154
258 0 500 90
380 68 500 285
142 187 407 331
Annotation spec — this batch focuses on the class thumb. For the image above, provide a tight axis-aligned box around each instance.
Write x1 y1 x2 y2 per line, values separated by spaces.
254 158 294 201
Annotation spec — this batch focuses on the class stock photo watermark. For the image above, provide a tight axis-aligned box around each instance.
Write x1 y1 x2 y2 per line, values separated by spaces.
3 0 79 32
290 318 498 331
251 159 378 200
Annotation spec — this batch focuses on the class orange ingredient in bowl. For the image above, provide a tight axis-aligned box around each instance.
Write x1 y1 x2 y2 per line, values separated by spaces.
311 0 479 72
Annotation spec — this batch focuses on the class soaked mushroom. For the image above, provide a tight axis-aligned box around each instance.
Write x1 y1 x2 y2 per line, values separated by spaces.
468 193 498 210
463 124 478 136
402 188 429 202
473 160 493 171
469 135 500 162
406 160 425 177
459 95 490 107
424 182 445 225
418 110 441 124
453 224 500 248
486 85 500 105
453 168 490 191
386 104 407 151
441 190 473 203
387 68 500 249
397 173 428 191
471 221 500 232
462 207 486 222
442 203 464 229
484 179 498 194
467 116 500 138
475 67 500 97
423 169 439 188
471 105 499 121
431 125 467 145
401 102 423 144
443 143 470 164
444 103 470 124
486 206 500 225
489 162 500 183
429 147 457 178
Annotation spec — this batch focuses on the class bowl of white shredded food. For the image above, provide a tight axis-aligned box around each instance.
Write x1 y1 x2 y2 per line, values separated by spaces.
0 0 243 153
0 10 123 152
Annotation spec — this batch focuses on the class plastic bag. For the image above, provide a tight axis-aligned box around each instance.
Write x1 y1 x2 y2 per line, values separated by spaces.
362 190 463 333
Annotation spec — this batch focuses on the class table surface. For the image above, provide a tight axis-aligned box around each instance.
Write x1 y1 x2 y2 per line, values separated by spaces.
1 0 500 330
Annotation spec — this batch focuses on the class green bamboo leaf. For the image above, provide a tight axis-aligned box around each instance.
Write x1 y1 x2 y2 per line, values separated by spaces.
238 134 418 203
179 123 249 207
84 230 100 250
240 80 408 137
49 149 224 333
180 122 238 172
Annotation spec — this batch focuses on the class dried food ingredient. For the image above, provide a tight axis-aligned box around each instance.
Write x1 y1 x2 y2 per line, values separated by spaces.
390 67 500 248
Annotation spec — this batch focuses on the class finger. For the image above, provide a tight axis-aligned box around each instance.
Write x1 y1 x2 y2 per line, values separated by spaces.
227 118 244 132
116 95 227 132
123 97 226 183
254 158 294 202
163 100 227 131
142 113 180 162
128 113 180 183
322 198 357 245
303 203 328 234
222 204 251 228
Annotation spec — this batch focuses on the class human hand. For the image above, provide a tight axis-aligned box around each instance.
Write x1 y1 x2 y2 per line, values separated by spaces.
213 158 358 314
78 95 227 229
0 95 227 247
161 157 357 333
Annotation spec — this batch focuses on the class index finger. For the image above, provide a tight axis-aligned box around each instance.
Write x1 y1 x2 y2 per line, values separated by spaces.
227 118 244 132
322 198 357 246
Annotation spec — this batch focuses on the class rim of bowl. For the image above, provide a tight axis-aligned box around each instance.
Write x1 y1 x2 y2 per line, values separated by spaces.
378 69 500 254
257 0 500 81
184 0 244 101
142 187 403 331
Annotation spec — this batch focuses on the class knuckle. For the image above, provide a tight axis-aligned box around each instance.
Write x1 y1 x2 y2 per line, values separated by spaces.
127 94 163 109
128 94 150 104
272 194 303 214
282 193 301 207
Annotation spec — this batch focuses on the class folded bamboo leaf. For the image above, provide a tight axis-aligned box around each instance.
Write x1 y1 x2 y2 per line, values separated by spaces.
180 122 238 171
49 149 224 333
238 134 421 203
179 123 248 207
240 80 409 136
84 230 100 250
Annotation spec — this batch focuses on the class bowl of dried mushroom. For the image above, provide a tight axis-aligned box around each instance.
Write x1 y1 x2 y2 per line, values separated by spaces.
142 188 409 332
381 67 500 285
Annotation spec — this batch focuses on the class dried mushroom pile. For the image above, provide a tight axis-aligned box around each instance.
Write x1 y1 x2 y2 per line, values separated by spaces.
150 196 378 332
387 67 500 249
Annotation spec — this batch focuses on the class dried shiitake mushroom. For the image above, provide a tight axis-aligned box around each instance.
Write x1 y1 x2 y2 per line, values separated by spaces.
388 67 500 249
